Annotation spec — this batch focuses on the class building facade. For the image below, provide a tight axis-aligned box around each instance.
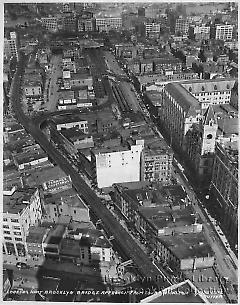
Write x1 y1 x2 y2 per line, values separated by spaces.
95 17 122 32
91 140 144 188
4 32 19 61
41 17 59 32
175 17 189 35
141 146 173 183
211 24 233 41
209 141 238 248
181 79 236 110
3 187 42 261
161 82 202 150
193 25 210 41
145 23 161 37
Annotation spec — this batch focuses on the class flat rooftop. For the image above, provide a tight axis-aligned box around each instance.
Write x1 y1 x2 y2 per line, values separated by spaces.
159 232 214 259
24 165 70 187
26 226 49 244
44 188 88 210
217 117 238 136
14 150 48 165
4 123 24 133
71 228 112 248
140 205 197 230
3 167 22 191
44 224 66 245
122 183 188 208
58 90 75 100
145 90 162 101
3 188 37 214
71 72 91 80
53 114 88 125
61 127 88 141
217 140 238 165
93 142 131 154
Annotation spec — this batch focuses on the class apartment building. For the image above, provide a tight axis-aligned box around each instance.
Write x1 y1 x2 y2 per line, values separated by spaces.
141 140 173 183
78 18 95 32
43 188 90 223
91 140 144 188
41 17 59 32
211 24 233 41
145 22 160 37
65 228 113 264
95 17 122 32
3 187 42 260
210 140 238 248
113 182 213 271
193 25 210 41
157 232 215 271
61 12 77 33
175 17 189 35
4 32 19 61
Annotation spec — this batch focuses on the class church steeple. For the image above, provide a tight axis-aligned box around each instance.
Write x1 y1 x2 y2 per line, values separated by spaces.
200 105 218 156
202 104 217 126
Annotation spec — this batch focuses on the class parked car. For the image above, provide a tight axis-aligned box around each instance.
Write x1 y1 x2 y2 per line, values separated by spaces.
16 262 28 269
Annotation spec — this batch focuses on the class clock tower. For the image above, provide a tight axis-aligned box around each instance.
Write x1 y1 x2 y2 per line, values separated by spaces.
200 105 218 156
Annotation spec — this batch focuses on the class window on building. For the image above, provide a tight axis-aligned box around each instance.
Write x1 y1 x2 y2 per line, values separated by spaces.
15 238 22 241
3 218 7 222
74 210 76 214
5 237 12 240
3 225 9 229
202 86 205 91
214 85 217 90
11 219 19 223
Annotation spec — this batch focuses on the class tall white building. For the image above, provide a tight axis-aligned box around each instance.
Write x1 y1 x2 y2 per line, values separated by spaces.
91 140 144 188
145 23 160 36
3 187 42 260
213 24 233 41
95 17 122 32
4 32 19 61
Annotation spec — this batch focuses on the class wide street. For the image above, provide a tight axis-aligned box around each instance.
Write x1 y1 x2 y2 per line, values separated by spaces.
103 50 126 76
43 54 62 112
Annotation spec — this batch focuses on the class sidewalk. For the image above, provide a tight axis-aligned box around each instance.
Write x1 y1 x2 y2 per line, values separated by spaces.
175 171 237 284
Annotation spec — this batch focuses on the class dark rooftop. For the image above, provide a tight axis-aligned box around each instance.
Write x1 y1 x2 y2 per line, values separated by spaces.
165 82 200 112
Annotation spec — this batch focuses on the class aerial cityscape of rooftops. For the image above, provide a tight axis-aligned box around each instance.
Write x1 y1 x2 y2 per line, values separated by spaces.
3 1 238 303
